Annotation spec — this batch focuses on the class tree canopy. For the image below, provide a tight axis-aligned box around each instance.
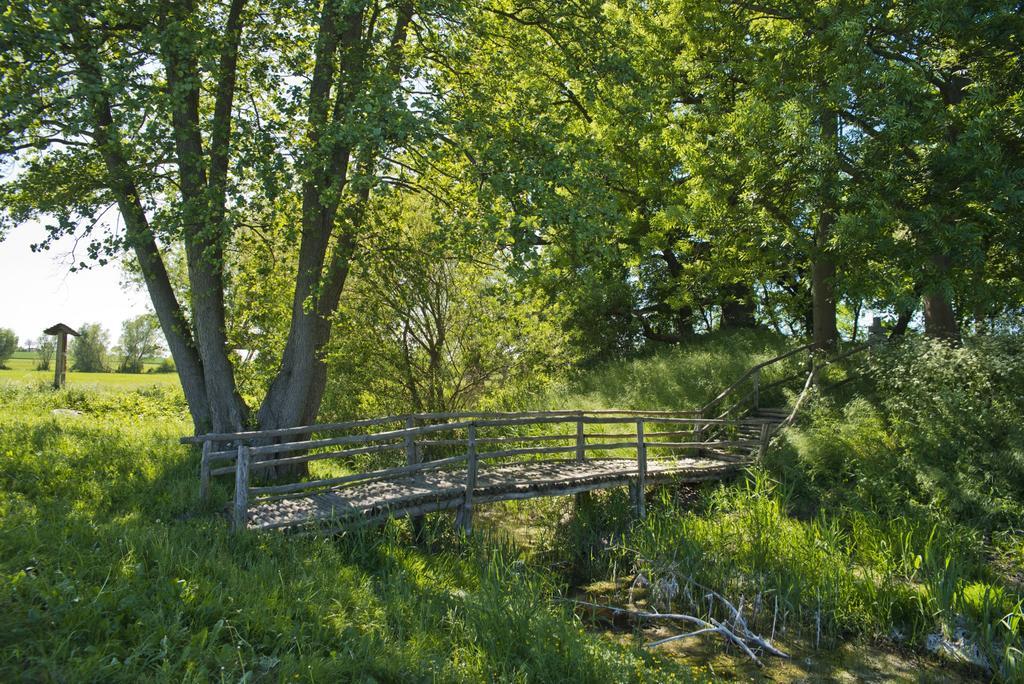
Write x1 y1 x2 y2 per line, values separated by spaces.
2 0 1021 440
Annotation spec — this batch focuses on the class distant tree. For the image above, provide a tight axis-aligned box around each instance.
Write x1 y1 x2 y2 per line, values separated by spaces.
71 324 110 373
116 314 165 373
154 357 176 374
0 328 16 368
35 336 55 370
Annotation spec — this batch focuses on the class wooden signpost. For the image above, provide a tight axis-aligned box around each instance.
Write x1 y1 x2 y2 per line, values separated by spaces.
43 323 80 389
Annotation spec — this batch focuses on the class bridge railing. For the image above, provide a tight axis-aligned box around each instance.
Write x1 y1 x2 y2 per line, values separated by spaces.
193 411 770 531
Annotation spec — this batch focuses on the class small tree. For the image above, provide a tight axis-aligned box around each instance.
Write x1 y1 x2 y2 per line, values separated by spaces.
116 314 165 373
35 336 55 370
0 328 16 369
71 324 110 373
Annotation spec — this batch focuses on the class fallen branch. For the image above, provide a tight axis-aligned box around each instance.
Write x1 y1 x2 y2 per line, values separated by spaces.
562 597 788 666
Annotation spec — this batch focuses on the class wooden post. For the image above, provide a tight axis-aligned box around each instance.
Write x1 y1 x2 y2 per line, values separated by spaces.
457 423 478 535
752 367 760 411
199 439 212 502
757 423 770 460
404 416 418 466
575 413 585 462
635 419 647 520
232 445 251 531
54 332 67 389
406 416 426 540
44 323 79 389
693 414 704 458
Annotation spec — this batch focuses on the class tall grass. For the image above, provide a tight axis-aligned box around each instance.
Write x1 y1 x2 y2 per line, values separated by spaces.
544 335 1024 680
0 385 702 682
544 329 791 411
3 333 1022 680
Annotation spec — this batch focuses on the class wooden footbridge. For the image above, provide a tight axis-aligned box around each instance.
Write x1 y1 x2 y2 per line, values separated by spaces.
185 342 855 534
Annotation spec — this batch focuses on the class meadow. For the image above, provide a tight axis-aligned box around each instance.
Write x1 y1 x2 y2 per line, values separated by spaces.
1 351 179 392
1 333 1021 682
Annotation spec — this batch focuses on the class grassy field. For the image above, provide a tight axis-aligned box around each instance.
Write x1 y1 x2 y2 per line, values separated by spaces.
1 332 1021 681
1 353 179 392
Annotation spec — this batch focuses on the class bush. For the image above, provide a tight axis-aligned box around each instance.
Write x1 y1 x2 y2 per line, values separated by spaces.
0 328 16 368
154 357 176 373
35 336 55 370
70 323 110 372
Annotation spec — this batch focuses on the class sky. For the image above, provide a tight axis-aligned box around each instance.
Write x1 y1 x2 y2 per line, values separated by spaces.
0 221 151 346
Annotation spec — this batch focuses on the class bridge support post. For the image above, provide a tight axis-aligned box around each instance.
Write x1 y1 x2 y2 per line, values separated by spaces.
635 419 647 520
405 417 426 540
574 413 592 508
404 416 418 466
693 415 704 459
752 368 760 411
757 422 770 460
199 439 212 502
575 414 585 461
232 445 251 532
456 423 478 535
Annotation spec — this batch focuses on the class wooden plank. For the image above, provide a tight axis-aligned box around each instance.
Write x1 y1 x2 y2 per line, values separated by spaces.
245 457 745 532
576 415 585 462
250 442 403 473
208 442 404 477
478 445 579 460
405 416 418 466
199 411 757 458
418 433 573 447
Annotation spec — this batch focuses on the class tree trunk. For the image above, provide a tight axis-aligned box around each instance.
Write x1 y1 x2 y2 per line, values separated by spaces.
69 23 213 433
720 282 757 329
890 307 913 337
813 109 839 350
161 3 249 434
922 254 959 339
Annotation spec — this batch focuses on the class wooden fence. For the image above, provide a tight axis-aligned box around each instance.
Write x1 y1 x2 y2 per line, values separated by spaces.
189 410 771 531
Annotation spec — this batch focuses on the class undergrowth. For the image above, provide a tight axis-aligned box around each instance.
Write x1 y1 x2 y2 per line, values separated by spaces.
3 332 1023 681
0 386 700 682
547 334 1024 680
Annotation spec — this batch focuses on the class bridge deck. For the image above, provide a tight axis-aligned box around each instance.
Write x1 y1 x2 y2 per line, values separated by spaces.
247 455 747 531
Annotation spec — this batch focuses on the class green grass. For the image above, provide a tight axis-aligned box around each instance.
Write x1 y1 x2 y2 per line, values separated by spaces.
0 385 704 682
0 355 179 392
543 329 793 412
2 331 1022 681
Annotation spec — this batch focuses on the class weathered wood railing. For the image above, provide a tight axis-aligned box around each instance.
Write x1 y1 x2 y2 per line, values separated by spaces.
185 341 879 533
695 341 874 445
186 410 771 532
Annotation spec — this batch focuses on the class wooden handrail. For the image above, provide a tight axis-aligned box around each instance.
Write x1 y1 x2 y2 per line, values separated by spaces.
182 408 701 445
211 339 882 532
700 341 820 415
219 411 775 531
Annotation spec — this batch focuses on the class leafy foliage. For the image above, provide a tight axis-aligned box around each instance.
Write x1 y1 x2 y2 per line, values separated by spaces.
0 328 16 368
115 314 165 373
322 193 569 418
70 323 110 373
34 336 55 371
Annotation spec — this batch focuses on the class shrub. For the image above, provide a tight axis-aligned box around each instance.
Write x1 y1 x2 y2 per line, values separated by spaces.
0 327 16 368
35 336 55 370
70 323 110 372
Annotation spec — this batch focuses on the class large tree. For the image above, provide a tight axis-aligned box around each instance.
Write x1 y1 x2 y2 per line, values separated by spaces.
1 0 448 439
